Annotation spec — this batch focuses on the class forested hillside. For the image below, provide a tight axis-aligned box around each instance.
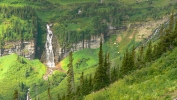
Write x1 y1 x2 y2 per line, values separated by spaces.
0 6 37 44
85 13 177 100
0 0 177 100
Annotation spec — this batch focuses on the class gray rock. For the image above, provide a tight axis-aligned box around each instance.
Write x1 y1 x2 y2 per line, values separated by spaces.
0 40 35 60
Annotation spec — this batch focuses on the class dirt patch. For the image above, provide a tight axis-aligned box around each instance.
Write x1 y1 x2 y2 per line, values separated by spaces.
43 68 53 80
43 62 66 80
129 33 134 39
117 36 122 42
55 62 66 72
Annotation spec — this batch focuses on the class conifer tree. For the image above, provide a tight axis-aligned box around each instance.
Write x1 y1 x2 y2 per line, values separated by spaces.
152 44 158 60
66 52 75 99
103 53 110 85
120 50 129 75
159 28 171 51
13 90 18 100
83 77 89 95
76 86 80 98
48 88 51 100
156 42 164 58
79 72 84 96
137 45 144 68
77 72 93 99
111 67 118 83
57 94 61 100
145 41 152 62
93 39 104 91
107 53 111 83
121 46 135 76
62 94 66 100
88 74 92 92
139 45 144 59
129 46 135 70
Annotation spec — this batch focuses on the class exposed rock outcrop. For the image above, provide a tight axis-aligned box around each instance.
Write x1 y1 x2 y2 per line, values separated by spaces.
57 34 104 62
0 40 35 60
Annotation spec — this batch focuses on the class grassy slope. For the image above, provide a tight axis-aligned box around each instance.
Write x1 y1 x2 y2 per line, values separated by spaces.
0 54 46 100
85 48 177 100
48 0 97 5
0 0 177 99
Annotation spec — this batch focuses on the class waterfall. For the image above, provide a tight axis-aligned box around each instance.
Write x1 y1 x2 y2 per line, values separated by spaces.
45 24 55 68
27 88 31 100
145 28 159 44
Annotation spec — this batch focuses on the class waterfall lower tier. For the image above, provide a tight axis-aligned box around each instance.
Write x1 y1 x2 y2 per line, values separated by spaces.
45 24 55 68
27 88 31 100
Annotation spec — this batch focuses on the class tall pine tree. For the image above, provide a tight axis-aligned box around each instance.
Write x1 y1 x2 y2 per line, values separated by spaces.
57 94 61 100
13 90 18 100
120 49 129 76
79 72 84 96
111 67 118 83
93 39 105 91
137 45 144 69
48 88 51 100
145 41 152 62
103 53 110 86
121 46 135 76
66 52 75 99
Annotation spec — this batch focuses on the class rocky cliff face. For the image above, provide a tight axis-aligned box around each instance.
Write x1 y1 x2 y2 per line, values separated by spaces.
41 34 104 64
0 40 35 60
57 34 104 62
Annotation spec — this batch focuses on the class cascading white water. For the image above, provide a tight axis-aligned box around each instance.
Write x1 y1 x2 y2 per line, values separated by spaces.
45 24 55 68
146 28 159 43
26 88 31 100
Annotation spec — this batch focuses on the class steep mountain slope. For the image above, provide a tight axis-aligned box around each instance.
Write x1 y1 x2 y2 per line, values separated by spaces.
85 47 177 100
0 0 177 100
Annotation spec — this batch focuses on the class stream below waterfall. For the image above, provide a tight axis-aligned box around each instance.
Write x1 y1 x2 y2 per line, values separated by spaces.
26 88 31 100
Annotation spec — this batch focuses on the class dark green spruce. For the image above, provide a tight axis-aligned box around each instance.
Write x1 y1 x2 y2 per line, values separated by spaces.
93 39 110 91
13 90 18 100
66 52 75 100
93 39 104 91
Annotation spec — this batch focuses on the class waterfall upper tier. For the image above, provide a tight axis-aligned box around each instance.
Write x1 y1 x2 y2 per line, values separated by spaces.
45 24 55 68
